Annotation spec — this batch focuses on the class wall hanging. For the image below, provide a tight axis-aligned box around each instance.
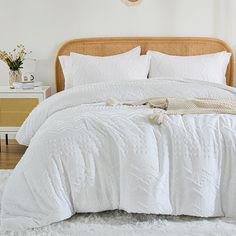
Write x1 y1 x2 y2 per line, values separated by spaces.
121 0 143 6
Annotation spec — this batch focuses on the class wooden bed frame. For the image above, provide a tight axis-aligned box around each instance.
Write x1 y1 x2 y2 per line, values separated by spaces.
55 37 234 92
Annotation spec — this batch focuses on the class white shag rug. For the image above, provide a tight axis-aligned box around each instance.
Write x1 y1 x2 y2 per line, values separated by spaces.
1 170 236 236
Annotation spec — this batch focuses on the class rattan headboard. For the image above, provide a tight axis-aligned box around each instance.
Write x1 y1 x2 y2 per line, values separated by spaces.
55 37 234 92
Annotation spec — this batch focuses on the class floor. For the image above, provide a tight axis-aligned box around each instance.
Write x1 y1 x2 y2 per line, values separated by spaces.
0 139 26 169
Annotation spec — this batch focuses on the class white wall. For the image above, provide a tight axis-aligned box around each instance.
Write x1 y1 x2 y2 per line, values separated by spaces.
0 0 236 92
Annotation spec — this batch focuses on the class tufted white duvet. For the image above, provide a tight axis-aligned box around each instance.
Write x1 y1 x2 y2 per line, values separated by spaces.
1 78 236 231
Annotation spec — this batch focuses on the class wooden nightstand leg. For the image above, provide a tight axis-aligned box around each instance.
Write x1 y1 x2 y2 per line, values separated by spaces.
5 134 8 145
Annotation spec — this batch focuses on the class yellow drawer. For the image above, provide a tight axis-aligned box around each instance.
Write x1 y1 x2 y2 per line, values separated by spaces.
0 98 39 126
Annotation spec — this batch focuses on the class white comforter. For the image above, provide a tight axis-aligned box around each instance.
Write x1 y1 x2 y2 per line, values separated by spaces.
1 78 236 231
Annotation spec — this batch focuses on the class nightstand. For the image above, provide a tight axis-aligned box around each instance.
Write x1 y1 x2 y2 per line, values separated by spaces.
0 86 51 150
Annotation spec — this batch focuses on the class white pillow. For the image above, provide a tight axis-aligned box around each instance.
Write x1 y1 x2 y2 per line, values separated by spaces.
71 54 150 87
147 51 231 84
59 46 141 89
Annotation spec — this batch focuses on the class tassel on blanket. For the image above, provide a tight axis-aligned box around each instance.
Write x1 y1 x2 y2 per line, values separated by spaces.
149 111 165 125
106 98 121 106
106 97 166 125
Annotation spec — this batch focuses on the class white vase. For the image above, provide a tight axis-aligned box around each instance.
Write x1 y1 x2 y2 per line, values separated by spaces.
9 70 22 87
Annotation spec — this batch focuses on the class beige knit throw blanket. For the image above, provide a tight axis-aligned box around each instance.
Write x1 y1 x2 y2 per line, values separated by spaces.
106 97 236 125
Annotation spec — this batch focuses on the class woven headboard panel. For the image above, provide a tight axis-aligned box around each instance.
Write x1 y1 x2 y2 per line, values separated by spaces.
55 37 234 92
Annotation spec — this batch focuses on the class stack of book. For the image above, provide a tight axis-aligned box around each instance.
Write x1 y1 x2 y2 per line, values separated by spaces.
12 81 42 89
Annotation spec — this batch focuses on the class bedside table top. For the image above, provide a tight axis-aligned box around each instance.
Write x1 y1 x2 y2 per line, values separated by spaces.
0 86 50 93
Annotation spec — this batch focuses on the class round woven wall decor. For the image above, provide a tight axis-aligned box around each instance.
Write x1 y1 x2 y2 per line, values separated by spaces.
121 0 143 6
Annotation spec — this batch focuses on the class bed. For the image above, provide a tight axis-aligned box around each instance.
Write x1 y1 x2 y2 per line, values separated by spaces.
1 37 236 231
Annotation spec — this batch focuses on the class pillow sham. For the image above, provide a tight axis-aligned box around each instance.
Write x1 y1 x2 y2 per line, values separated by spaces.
71 54 150 87
147 51 231 84
59 46 141 89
